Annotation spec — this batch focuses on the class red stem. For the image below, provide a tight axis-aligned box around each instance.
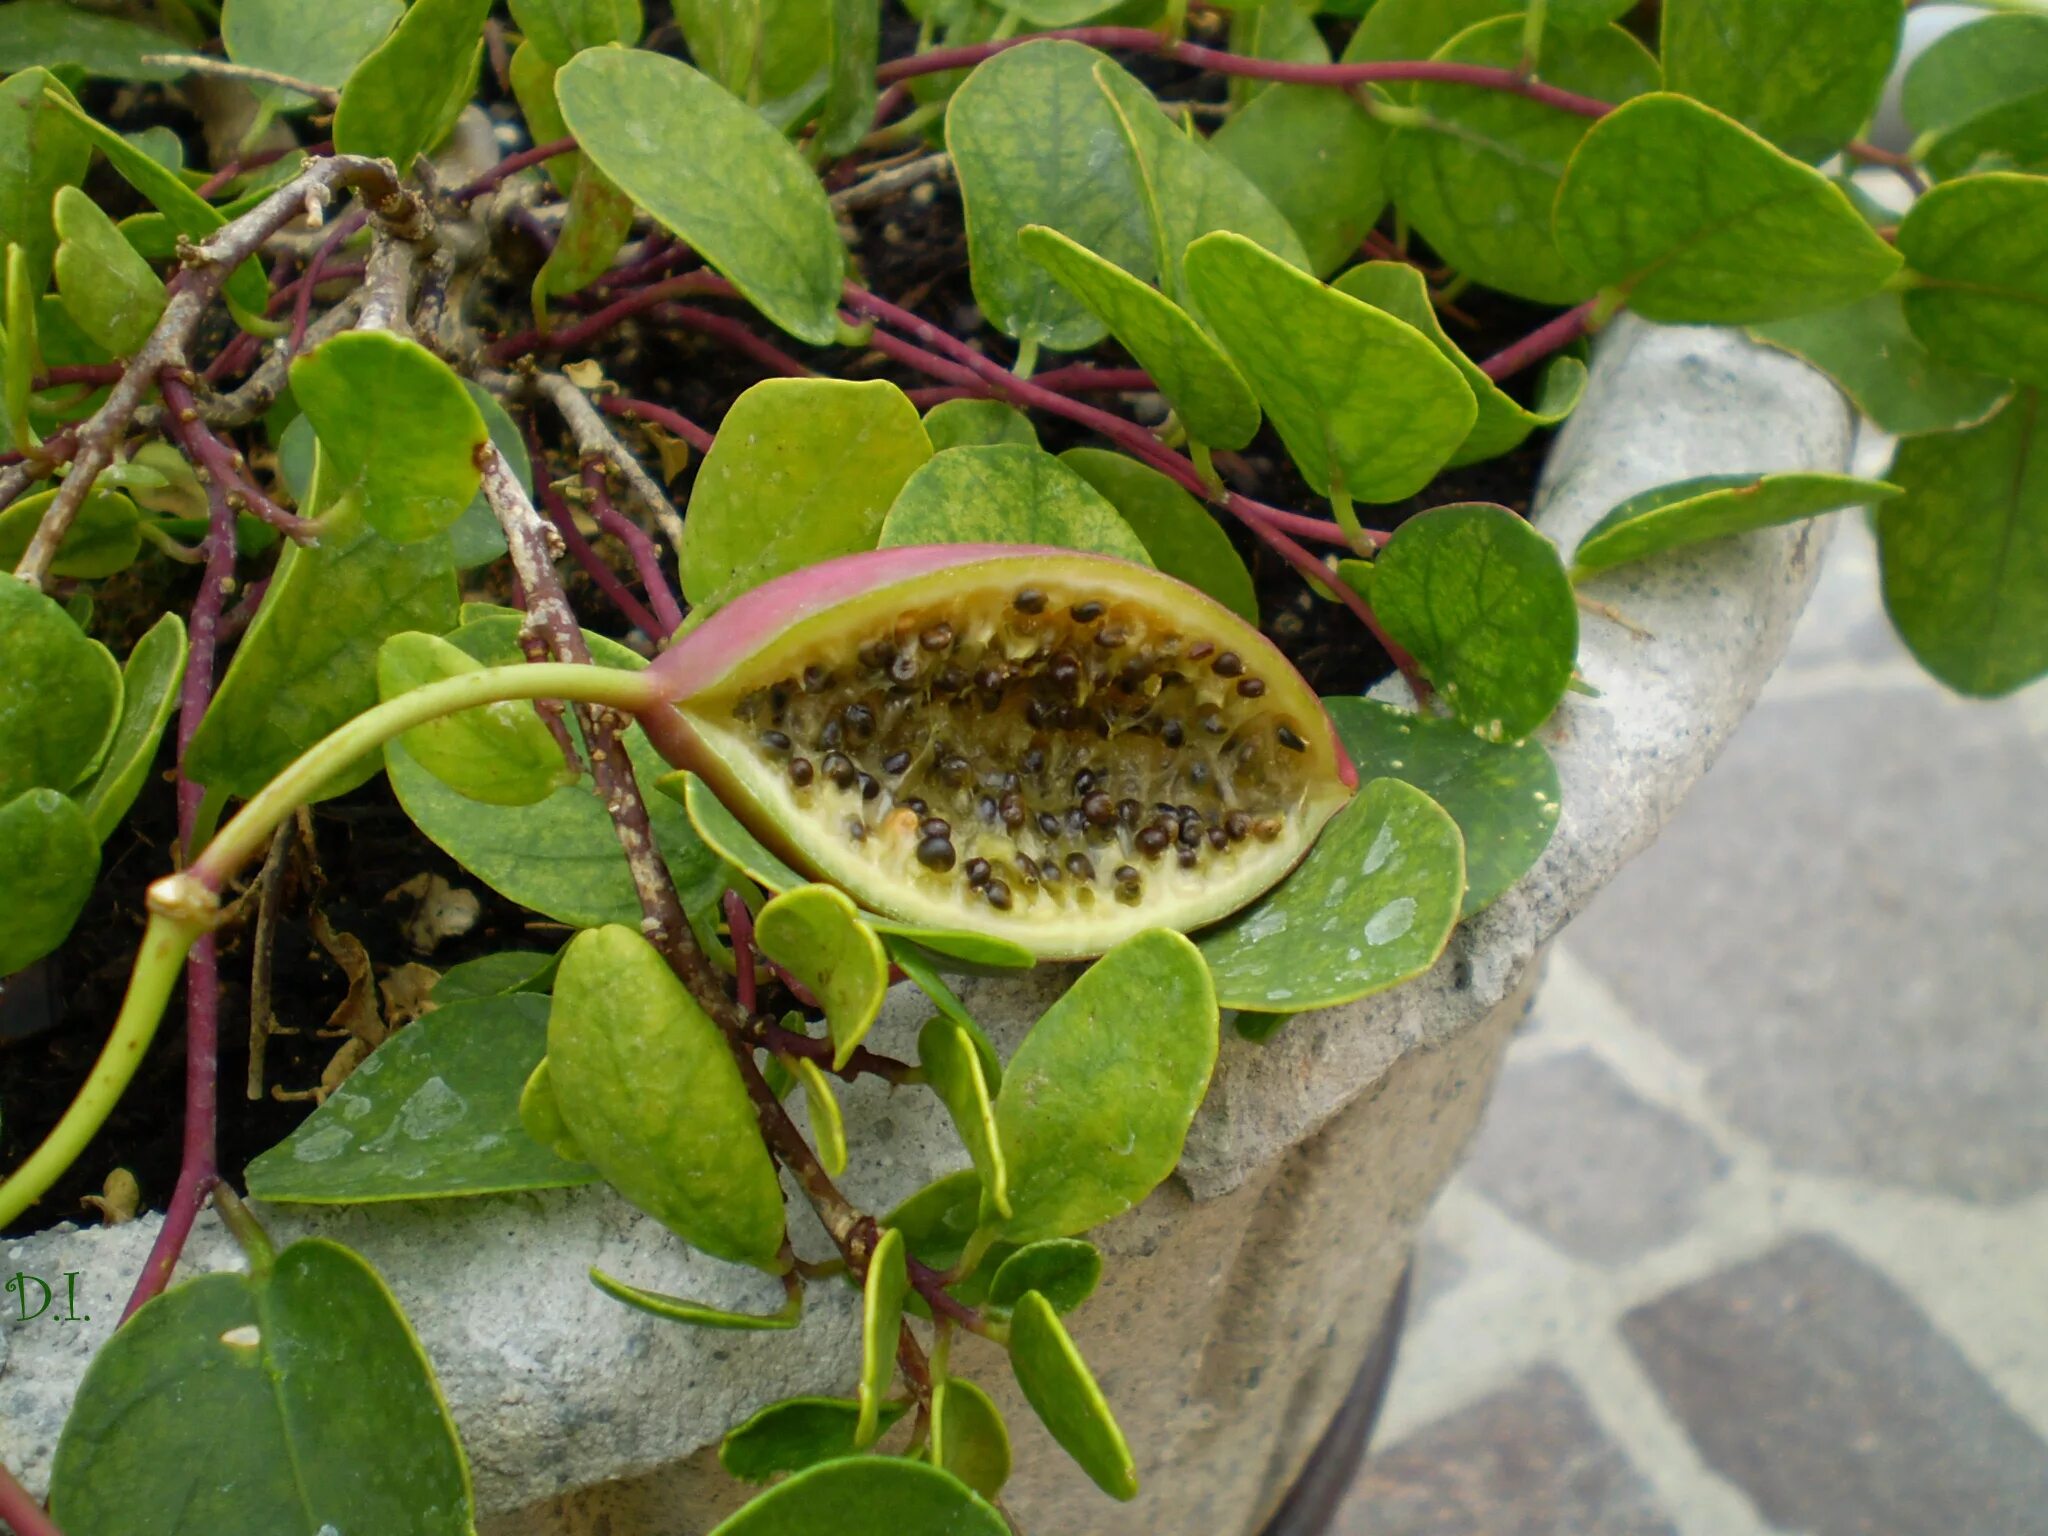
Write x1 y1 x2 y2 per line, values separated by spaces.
1478 297 1598 382
0 1461 63 1536
532 447 665 639
600 393 714 455
656 305 818 377
581 458 685 635
192 139 330 201
32 364 123 389
290 210 365 357
724 891 758 1014
160 371 321 540
454 135 579 203
486 272 728 362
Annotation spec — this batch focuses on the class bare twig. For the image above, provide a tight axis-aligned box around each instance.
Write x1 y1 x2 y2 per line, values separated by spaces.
830 151 953 213
536 371 689 572
139 53 340 106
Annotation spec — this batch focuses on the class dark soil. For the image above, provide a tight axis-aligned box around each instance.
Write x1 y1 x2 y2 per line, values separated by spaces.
0 30 1569 1237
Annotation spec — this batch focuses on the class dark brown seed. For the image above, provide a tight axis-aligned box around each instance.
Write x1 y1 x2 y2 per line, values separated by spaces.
1136 825 1171 858
890 651 921 684
1236 677 1266 699
1066 853 1095 882
1116 661 1148 692
802 665 832 693
985 880 1013 910
1021 747 1046 776
1065 806 1088 834
1177 846 1199 870
1207 826 1229 851
1117 798 1142 827
1038 858 1063 885
1276 725 1307 752
769 686 790 722
845 816 867 843
920 816 952 840
977 794 999 823
858 640 894 672
916 835 956 872
789 757 815 788
1212 651 1244 677
1225 810 1252 842
1072 768 1096 795
1082 791 1115 826
823 752 857 789
964 857 992 888
1116 866 1144 901
1094 627 1127 649
1179 818 1203 847
1253 816 1284 841
1037 811 1061 838
859 773 881 801
1001 792 1027 829
1014 589 1047 615
760 729 791 754
883 750 912 775
1026 699 1057 729
934 665 969 694
844 704 875 743
1201 711 1227 736
1160 719 1185 749
939 755 971 786
1070 600 1105 623
1186 640 1215 661
975 663 1007 693
819 719 844 750
1049 653 1081 692
906 797 929 815
1015 854 1039 884
919 622 954 652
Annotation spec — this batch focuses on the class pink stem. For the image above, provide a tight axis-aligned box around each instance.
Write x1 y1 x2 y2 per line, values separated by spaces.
33 364 123 389
656 305 818 377
1479 297 1600 382
486 272 728 362
289 210 365 357
160 371 321 540
533 454 664 639
600 393 714 454
581 458 685 635
454 135 579 203
724 890 758 1014
0 1461 63 1536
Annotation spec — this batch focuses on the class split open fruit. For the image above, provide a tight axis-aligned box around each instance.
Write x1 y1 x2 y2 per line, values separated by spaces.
641 546 1356 960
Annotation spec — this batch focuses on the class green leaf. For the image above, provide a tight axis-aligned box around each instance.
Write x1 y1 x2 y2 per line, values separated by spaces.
1210 84 1386 279
1371 502 1577 740
332 0 489 170
665 769 1034 969
519 1057 586 1162
792 1056 847 1176
885 1168 984 1272
684 379 932 606
1343 0 1511 83
1384 17 1658 305
186 495 457 800
589 1267 802 1328
1898 173 2048 392
1660 0 1901 162
1007 1290 1137 1500
1058 447 1257 622
389 616 723 931
549 923 787 1268
923 397 1037 451
1572 472 1902 579
0 788 98 974
1878 391 2048 697
441 948 557 1002
858 1224 910 1446
1333 261 1585 467
1019 225 1261 451
1224 0 1328 110
1555 94 1905 324
4 242 33 451
945 41 1153 351
756 884 890 1070
0 2 184 83
991 928 1217 1244
707 1458 1008 1536
291 330 487 544
377 631 578 807
509 0 642 64
880 443 1154 562
988 1238 1100 1314
721 1398 909 1483
508 41 579 196
558 47 845 344
52 185 164 357
919 1014 1010 1218
73 613 185 843
1183 231 1475 502
1749 293 2016 439
885 938 1002 1085
815 0 881 159
535 160 636 301
246 994 597 1201
0 575 120 800
0 482 139 579
223 0 403 113
668 0 830 130
1902 14 2048 181
1199 777 1466 1012
1323 697 1558 918
1092 59 1310 302
931 1377 1011 1500
49 1239 472 1536
0 69 89 294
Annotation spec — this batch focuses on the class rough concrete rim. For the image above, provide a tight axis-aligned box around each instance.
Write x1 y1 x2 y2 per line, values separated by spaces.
1 315 1858 1515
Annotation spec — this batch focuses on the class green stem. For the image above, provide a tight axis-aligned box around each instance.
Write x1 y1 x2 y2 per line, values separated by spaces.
1012 336 1039 380
1326 466 1371 556
214 1181 276 1276
1520 0 1548 73
1190 439 1220 493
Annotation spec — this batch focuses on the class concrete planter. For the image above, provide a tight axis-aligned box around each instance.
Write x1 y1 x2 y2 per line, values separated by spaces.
1 316 1856 1534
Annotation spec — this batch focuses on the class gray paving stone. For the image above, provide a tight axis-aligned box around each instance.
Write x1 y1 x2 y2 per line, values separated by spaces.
1622 1233 2048 1536
1459 1050 1728 1265
1569 687 2048 1203
1342 1365 1677 1536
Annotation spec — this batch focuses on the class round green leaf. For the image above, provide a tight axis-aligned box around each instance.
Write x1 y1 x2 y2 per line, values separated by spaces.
49 1239 473 1536
1333 261 1585 467
331 0 488 170
0 574 121 800
945 40 1155 351
0 2 185 84
439 948 558 1003
1899 173 2048 392
52 184 164 356
721 1398 909 1484
0 482 140 579
519 1056 587 1163
988 1238 1101 1315
246 994 597 1202
557 47 845 345
879 443 1154 562
1902 14 2048 181
1385 17 1658 305
508 0 642 65
1199 777 1466 1013
1371 502 1578 740
1554 93 1905 324
549 924 787 1269
1007 1290 1137 1501
858 1224 910 1446
223 0 402 113
0 788 98 975
1020 225 1261 450
707 1458 1008 1536
885 1168 985 1272
1184 231 1475 502
1210 83 1386 279
377 630 578 806
683 379 932 607
756 884 890 1071
0 68 91 294
1879 392 2048 697
290 331 487 544
919 1014 1010 1218
991 928 1217 1245
931 1377 1012 1500
1572 471 1902 578
1057 447 1258 622
73 612 185 843
923 398 1037 451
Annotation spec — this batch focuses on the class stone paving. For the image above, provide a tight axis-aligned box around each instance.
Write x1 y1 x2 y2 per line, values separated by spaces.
1338 521 2048 1536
